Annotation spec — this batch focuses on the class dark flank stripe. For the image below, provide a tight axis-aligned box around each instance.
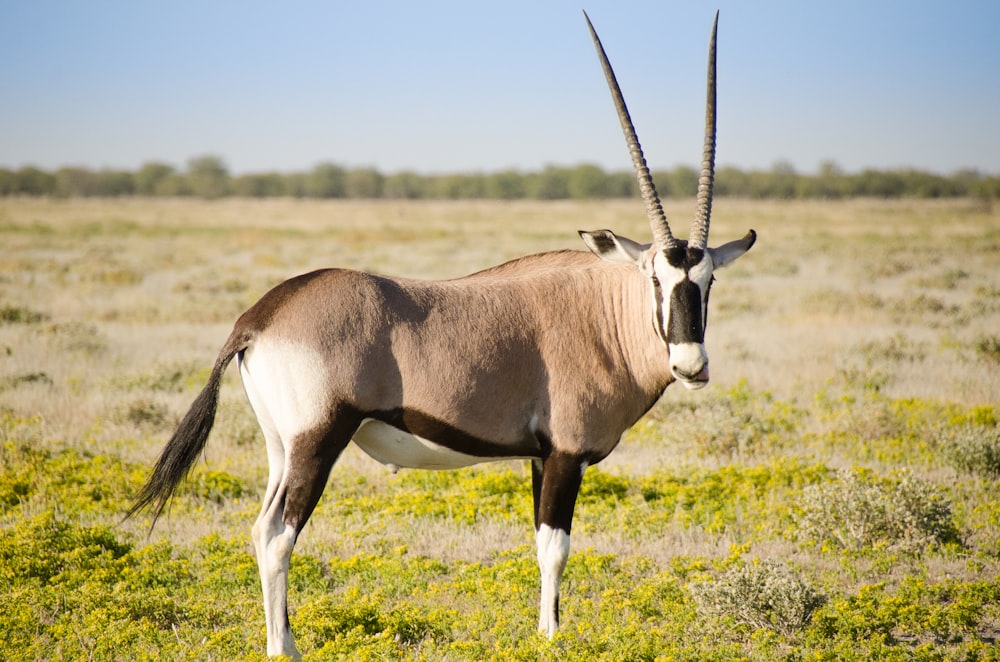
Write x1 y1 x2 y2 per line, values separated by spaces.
363 407 543 459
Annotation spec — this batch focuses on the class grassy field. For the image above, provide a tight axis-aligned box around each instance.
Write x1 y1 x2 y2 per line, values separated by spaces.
1 197 999 660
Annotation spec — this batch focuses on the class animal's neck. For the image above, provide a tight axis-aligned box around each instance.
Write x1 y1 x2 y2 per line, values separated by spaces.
605 269 675 399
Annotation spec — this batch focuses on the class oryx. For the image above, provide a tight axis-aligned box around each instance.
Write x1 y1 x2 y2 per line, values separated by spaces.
128 10 754 658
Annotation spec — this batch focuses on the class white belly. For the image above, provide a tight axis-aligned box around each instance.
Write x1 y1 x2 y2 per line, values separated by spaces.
352 418 492 471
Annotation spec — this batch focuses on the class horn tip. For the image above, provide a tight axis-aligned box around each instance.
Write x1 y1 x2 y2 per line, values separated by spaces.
582 9 597 36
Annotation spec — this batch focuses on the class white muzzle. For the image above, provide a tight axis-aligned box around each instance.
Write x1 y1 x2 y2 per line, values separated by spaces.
668 342 710 390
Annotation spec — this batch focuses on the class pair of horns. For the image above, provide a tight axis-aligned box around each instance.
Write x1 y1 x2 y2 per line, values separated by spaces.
584 10 718 252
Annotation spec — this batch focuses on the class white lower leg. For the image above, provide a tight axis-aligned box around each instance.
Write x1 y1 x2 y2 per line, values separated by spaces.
252 509 300 659
536 523 570 636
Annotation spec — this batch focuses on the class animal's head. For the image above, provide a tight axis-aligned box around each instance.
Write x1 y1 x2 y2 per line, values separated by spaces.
580 11 755 390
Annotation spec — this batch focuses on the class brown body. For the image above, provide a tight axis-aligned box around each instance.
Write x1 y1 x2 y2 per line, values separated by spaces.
237 251 672 464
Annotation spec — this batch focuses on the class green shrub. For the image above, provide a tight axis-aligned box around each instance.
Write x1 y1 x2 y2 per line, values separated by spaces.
938 423 1000 479
114 397 173 430
296 591 452 652
0 513 131 585
0 441 145 519
179 470 247 503
46 320 109 354
339 467 533 525
118 360 206 393
975 335 1000 363
0 304 48 324
794 469 960 552
690 559 825 637
807 577 1000 653
653 380 801 459
0 412 46 444
638 458 827 538
0 516 268 660
1 371 53 389
0 441 46 507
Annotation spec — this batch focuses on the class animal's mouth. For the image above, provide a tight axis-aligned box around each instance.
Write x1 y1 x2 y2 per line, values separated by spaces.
675 365 710 390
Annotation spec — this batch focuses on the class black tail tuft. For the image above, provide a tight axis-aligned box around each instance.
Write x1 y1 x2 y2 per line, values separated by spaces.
125 334 248 530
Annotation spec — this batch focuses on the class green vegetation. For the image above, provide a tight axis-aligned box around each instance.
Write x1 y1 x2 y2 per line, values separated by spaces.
795 469 960 552
3 391 999 660
2 156 999 200
0 305 49 325
938 423 1000 479
1 198 998 659
690 560 826 637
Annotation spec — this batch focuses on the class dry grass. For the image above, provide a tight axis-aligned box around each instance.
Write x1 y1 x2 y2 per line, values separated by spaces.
2 196 999 554
4 197 1000 659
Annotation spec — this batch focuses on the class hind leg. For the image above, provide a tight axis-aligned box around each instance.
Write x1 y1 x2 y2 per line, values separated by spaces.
251 415 358 659
250 417 300 658
242 349 361 658
242 360 300 656
252 450 298 659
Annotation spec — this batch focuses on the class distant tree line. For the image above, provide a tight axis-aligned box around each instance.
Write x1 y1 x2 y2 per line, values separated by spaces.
1 155 997 201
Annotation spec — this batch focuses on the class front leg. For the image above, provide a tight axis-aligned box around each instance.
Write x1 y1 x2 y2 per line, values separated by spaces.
531 453 588 636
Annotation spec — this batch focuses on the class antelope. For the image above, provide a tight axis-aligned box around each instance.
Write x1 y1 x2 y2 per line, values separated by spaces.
128 10 754 658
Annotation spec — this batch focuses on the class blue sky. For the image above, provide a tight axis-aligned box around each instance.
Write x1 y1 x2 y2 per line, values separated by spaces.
2 0 998 176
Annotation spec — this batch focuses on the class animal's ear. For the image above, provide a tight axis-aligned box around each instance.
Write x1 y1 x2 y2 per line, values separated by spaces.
709 229 756 269
579 229 646 264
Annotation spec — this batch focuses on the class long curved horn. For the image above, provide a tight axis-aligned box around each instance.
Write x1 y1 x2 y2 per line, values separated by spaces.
689 11 719 251
584 11 676 251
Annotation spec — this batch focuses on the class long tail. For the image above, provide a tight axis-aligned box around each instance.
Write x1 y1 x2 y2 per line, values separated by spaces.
125 330 252 528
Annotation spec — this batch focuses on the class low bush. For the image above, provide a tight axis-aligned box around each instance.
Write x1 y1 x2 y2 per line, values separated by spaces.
691 559 825 637
938 423 1000 479
653 380 801 459
795 469 960 552
116 360 206 393
975 335 1000 363
1 371 53 389
178 469 248 503
114 397 174 430
807 577 1000 652
0 304 48 324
